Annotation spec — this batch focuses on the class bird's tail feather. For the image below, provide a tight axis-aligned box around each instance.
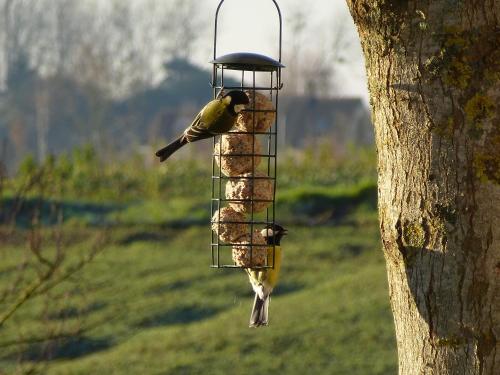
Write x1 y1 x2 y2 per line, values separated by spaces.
155 137 188 162
249 294 269 327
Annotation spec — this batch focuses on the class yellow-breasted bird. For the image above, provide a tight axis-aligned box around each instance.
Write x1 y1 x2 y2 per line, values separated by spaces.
246 224 288 327
155 91 249 162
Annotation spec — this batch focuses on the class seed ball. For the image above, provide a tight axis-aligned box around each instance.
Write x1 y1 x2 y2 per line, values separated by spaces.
225 171 273 214
236 91 275 133
211 207 247 243
232 230 268 267
214 134 261 176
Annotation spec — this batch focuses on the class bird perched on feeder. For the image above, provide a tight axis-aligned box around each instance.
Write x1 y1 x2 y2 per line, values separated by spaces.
246 223 288 327
155 91 249 162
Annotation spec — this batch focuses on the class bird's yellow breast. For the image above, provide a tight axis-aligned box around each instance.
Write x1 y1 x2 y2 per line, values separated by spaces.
263 245 282 289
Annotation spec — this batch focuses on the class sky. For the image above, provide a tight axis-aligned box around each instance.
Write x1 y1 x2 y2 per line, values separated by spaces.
195 0 369 103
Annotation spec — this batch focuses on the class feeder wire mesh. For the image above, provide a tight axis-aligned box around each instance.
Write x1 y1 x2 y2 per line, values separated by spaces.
210 0 283 269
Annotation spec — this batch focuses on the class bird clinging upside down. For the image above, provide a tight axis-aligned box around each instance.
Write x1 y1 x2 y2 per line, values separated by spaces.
155 90 249 162
246 224 288 328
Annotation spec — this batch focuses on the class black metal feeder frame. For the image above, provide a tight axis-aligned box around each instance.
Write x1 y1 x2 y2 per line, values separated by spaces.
210 0 284 269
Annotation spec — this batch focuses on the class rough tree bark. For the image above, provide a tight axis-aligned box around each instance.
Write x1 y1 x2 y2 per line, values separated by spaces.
345 1 499 374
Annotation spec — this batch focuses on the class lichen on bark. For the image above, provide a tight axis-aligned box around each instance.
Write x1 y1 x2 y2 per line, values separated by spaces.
346 0 500 374
402 221 425 248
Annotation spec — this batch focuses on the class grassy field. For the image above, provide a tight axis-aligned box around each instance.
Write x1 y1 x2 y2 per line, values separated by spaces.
0 148 397 374
0 216 396 374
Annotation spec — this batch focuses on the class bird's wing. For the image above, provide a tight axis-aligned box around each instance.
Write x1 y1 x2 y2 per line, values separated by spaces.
246 269 267 300
182 101 222 143
246 268 270 299
181 112 208 143
245 268 257 284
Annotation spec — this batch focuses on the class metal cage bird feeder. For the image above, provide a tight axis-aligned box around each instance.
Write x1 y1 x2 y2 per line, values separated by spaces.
210 0 284 269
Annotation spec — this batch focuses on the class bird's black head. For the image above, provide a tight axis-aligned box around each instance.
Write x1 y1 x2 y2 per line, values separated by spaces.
224 90 250 105
222 90 249 115
260 224 288 246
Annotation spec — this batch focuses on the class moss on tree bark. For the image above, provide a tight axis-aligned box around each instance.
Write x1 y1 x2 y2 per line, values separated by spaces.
345 1 499 373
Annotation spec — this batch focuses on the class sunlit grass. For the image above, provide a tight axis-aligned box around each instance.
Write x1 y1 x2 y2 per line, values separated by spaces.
0 143 390 373
0 222 396 374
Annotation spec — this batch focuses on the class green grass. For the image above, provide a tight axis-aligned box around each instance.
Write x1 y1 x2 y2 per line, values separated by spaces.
0 220 396 374
1 181 377 229
1 144 388 373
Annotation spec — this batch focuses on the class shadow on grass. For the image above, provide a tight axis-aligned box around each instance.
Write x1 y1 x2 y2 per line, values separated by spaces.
137 305 221 328
278 182 377 225
2 180 378 229
314 243 366 263
273 282 304 296
22 336 112 361
340 244 365 257
145 279 198 296
47 302 107 320
117 231 169 245
0 197 120 228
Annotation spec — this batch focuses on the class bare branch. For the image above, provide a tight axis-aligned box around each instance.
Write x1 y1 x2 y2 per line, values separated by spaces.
0 259 58 327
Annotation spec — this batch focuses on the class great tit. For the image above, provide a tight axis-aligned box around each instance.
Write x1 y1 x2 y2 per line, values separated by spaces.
247 224 288 327
155 91 249 162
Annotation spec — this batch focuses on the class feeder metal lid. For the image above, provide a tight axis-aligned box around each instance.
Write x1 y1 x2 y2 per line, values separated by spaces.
211 52 284 72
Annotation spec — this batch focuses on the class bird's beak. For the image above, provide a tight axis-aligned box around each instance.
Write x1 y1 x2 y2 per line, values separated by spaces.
281 229 288 236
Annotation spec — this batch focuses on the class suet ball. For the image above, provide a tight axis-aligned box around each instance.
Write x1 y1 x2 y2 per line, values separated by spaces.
225 171 274 213
211 207 248 243
215 133 262 176
232 230 268 267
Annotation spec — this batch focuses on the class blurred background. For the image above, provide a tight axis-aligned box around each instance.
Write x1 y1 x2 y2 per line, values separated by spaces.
0 0 396 374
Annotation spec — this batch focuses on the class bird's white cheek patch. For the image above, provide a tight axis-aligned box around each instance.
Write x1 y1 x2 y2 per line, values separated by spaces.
234 104 246 113
261 228 274 237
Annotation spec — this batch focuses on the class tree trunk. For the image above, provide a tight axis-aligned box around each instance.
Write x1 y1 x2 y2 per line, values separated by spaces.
34 81 50 162
345 1 499 374
0 0 14 90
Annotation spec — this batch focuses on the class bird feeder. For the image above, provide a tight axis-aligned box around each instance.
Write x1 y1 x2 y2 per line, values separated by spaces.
210 0 284 269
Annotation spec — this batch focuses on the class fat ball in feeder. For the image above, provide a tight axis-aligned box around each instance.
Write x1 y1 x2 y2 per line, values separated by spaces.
225 171 274 214
211 207 248 243
232 230 268 268
214 133 262 176
235 91 276 133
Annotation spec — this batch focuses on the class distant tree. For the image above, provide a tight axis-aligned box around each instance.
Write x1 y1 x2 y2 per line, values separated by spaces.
346 1 499 374
168 0 201 60
5 53 35 92
34 79 50 161
1 54 37 164
0 0 13 89
283 3 308 96
284 2 353 98
0 0 204 96
301 14 352 98
52 0 85 75
0 0 20 89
